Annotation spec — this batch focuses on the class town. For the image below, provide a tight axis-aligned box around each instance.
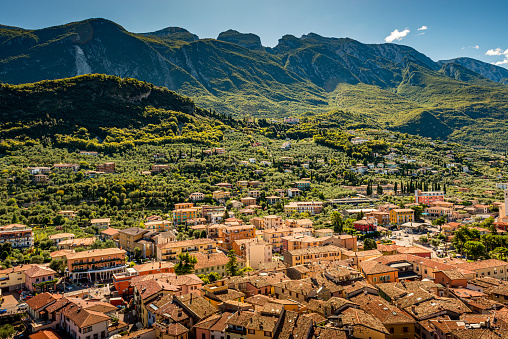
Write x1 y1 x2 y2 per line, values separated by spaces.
2 130 508 339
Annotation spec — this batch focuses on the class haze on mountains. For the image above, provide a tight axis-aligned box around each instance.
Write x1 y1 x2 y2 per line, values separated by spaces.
1 18 508 146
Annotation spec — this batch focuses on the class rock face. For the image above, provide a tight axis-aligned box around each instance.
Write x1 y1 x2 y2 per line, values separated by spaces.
140 27 199 42
438 57 508 85
217 30 263 50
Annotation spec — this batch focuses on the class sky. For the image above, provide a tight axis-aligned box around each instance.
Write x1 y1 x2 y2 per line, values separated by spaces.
1 0 507 68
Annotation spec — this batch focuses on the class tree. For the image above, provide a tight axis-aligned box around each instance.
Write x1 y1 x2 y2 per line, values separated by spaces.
376 184 383 195
363 238 377 250
490 247 508 260
419 235 429 243
464 241 486 260
0 324 15 339
330 211 343 234
225 250 240 276
208 272 222 283
49 258 67 274
174 252 197 275
133 247 142 260
30 255 44 264
430 238 441 248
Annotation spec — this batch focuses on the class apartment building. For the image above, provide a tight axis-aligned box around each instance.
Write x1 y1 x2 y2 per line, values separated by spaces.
48 233 75 245
389 209 415 225
65 248 127 281
201 205 226 221
157 238 216 262
281 235 323 252
322 234 358 251
293 181 311 191
144 219 171 232
57 237 96 250
240 197 257 206
232 238 272 269
57 210 77 220
414 189 445 204
262 228 294 252
284 201 323 215
212 190 230 202
24 265 57 293
220 225 255 251
118 227 156 258
283 245 343 267
193 252 245 277
0 264 35 292
264 215 283 228
237 181 249 189
0 224 34 248
151 164 170 173
173 207 199 225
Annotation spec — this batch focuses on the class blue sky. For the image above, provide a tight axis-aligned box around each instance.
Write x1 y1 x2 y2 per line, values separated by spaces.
1 0 507 68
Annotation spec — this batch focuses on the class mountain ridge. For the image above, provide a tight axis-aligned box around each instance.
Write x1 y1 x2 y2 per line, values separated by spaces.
1 18 508 146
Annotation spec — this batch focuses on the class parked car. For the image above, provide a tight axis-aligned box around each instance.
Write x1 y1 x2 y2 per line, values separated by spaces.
0 309 7 314
18 303 28 311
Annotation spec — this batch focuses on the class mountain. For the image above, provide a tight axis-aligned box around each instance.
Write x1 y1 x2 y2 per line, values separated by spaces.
1 18 508 146
0 74 228 150
438 57 508 85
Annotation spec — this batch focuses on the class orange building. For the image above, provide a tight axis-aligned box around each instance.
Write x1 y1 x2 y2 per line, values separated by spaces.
359 260 399 285
65 248 126 282
113 261 174 295
220 225 255 251
414 189 444 204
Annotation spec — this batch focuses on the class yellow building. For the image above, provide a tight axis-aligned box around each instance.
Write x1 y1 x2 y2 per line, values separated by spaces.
0 265 35 292
174 202 194 210
389 209 415 225
283 245 343 267
118 227 154 258
173 208 199 224
156 238 216 262
212 190 231 202
144 219 171 232
237 181 249 189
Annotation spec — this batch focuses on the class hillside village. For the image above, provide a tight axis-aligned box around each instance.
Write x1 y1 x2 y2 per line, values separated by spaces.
2 126 508 339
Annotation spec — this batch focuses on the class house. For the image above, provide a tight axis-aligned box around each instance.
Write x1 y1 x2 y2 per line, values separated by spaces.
212 190 230 202
193 252 245 277
220 225 255 251
151 164 170 173
353 219 376 233
281 141 291 150
0 224 34 248
34 174 49 184
48 233 75 245
53 164 80 172
284 201 323 215
293 181 311 191
322 235 358 251
90 218 111 231
266 196 281 205
359 260 399 285
264 215 283 228
287 188 301 198
0 264 36 292
240 196 257 206
57 210 77 220
313 229 333 238
189 192 204 201
57 237 96 250
262 228 294 252
100 228 120 242
118 227 155 258
201 205 226 221
96 162 115 173
24 266 57 293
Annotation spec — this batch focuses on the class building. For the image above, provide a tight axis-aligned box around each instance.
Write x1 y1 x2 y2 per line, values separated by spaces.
240 197 257 206
0 264 35 292
53 163 80 171
353 219 376 233
34 174 49 184
91 218 111 231
368 211 390 226
232 238 273 269
293 181 311 191
457 259 508 280
359 260 398 285
220 225 255 251
157 238 216 262
57 210 77 220
24 265 57 293
262 228 294 252
100 228 120 242
79 150 98 156
284 201 323 215
193 252 245 277
264 215 283 229
283 245 343 267
389 209 415 225
414 189 445 204
281 235 323 252
212 190 230 202
118 227 156 258
0 224 34 248
65 248 127 281
48 233 75 245
322 235 358 251
57 237 96 250
96 162 116 173
189 192 204 201
287 188 301 198
173 206 199 225
152 164 170 173
201 205 226 221
313 229 333 238
144 219 171 232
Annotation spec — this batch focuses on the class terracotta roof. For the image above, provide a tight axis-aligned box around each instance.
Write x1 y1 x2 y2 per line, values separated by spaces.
341 308 390 334
65 247 125 260
100 228 119 235
24 265 56 278
312 327 348 339
48 233 74 240
350 293 415 324
133 261 174 273
26 292 62 311
360 260 398 275
0 264 36 275
192 252 230 270
457 259 508 271
287 245 342 256
50 249 75 258
158 238 215 249
226 310 255 327
58 237 96 247
176 293 217 320
119 227 147 236
440 270 466 281
164 322 189 336
29 329 62 339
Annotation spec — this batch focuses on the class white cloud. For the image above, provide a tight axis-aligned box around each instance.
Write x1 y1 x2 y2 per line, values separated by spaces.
474 45 479 49
486 48 508 56
385 28 410 43
417 26 428 31
494 59 508 65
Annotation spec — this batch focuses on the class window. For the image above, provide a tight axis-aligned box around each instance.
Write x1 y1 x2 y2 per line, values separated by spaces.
248 329 255 334
390 328 394 333
264 332 271 337
403 327 408 333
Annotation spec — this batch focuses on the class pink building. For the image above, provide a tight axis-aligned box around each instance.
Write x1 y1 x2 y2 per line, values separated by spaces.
24 266 57 293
